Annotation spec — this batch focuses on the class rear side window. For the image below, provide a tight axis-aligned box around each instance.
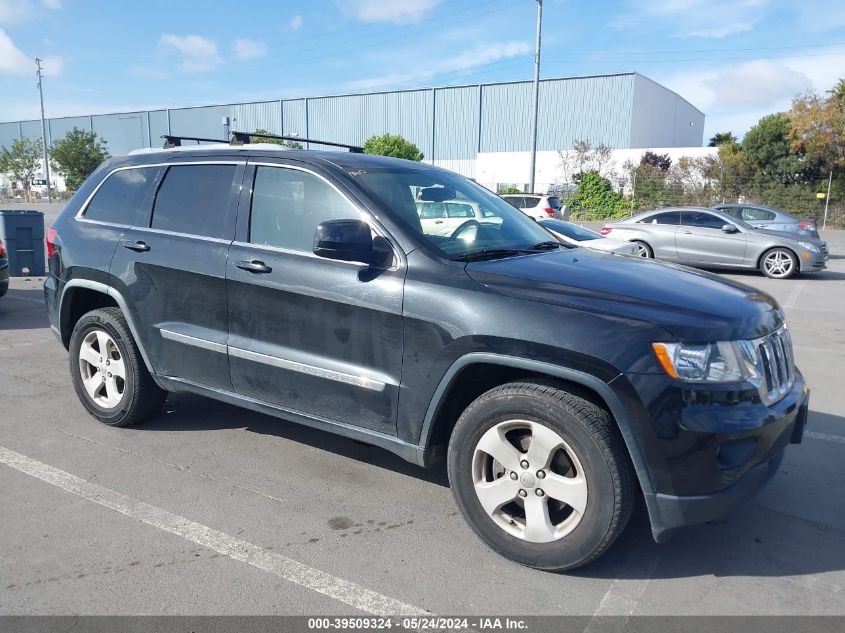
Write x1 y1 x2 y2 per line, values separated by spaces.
249 166 360 252
639 211 679 225
682 211 725 229
741 207 776 221
417 202 446 219
151 165 236 239
523 196 540 208
83 167 158 225
446 203 474 218
503 196 523 208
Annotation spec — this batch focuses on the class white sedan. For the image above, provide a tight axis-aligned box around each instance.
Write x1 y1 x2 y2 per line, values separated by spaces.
538 219 638 256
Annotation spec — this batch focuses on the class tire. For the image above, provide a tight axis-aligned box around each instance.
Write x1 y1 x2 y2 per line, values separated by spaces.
447 380 635 571
632 240 653 258
68 307 166 427
759 247 798 279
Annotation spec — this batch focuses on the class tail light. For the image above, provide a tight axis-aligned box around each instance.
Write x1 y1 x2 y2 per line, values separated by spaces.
46 227 58 258
600 227 612 235
543 207 555 216
798 220 815 231
0 239 6 259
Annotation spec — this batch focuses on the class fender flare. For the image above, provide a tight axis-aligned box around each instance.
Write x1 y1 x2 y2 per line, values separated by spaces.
418 352 654 494
59 278 155 373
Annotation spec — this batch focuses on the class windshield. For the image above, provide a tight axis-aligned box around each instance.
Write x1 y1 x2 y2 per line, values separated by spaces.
539 219 601 241
352 165 556 259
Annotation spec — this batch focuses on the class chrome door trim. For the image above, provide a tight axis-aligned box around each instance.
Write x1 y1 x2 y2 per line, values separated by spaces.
159 328 227 354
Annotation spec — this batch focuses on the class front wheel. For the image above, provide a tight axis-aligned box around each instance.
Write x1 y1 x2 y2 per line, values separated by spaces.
760 247 798 279
447 381 635 571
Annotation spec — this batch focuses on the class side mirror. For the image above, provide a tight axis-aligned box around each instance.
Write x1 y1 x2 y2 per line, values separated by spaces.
722 224 738 233
313 219 391 267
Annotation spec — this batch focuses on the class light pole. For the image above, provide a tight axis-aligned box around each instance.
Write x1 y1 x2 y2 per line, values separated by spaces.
528 0 542 194
35 58 52 203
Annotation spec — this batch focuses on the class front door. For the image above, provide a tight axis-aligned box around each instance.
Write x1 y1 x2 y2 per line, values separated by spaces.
226 161 405 434
675 210 747 266
109 161 242 390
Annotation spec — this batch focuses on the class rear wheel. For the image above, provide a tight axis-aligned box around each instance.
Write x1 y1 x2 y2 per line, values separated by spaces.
447 381 635 571
69 307 166 427
632 240 653 258
760 247 798 279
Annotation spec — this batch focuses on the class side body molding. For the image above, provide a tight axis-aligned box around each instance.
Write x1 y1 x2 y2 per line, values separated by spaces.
418 353 655 493
59 279 155 373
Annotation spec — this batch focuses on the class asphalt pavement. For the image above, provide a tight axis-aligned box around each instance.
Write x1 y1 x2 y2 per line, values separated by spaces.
0 207 843 617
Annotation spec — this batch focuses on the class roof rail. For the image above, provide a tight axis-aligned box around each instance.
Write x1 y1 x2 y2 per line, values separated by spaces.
230 130 364 153
161 134 229 148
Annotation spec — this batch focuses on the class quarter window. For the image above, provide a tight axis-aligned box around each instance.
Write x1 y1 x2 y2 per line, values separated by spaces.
83 167 158 225
639 211 680 225
249 166 361 252
151 165 235 239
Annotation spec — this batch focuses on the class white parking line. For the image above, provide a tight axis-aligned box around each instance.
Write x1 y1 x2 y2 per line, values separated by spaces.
0 444 428 616
806 431 845 445
783 281 807 309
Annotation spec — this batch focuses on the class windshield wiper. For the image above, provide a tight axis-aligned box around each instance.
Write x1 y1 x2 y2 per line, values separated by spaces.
450 248 521 262
527 240 562 251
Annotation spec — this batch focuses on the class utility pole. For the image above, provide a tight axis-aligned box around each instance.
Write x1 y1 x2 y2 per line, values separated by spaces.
822 169 833 230
528 0 542 193
35 58 52 203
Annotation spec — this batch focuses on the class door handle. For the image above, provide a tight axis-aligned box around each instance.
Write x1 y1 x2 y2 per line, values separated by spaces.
679 230 692 234
236 260 272 274
434 220 444 224
122 240 151 252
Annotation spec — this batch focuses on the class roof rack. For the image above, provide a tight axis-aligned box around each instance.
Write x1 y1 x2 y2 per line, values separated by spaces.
162 134 229 148
230 131 364 153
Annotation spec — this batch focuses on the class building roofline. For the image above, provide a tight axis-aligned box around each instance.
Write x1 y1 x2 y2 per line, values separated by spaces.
632 72 706 117
2 71 667 126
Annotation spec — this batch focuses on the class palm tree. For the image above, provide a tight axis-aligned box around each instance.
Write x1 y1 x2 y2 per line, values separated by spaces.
828 78 845 105
708 132 738 147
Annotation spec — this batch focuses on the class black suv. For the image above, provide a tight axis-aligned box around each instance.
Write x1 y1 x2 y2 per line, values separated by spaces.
44 139 808 571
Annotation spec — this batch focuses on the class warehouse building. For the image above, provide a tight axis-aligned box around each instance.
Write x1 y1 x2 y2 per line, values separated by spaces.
0 72 704 193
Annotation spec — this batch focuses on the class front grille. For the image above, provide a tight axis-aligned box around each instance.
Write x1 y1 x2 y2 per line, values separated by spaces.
753 326 795 405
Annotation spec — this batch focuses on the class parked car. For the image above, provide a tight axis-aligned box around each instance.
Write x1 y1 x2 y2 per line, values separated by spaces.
713 203 819 238
0 239 8 298
416 198 501 237
539 219 638 256
45 139 807 571
601 207 828 279
501 194 567 221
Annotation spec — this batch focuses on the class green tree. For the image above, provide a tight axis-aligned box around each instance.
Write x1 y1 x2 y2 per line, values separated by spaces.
0 137 43 197
250 128 303 149
708 131 737 147
49 128 110 191
789 89 845 177
567 170 627 220
498 185 521 194
363 133 423 161
742 113 812 185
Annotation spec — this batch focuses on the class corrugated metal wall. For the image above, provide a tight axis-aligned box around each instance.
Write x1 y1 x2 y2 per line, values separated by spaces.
0 74 704 159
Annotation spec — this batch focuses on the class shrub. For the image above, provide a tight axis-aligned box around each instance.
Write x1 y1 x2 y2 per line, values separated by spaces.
567 171 628 220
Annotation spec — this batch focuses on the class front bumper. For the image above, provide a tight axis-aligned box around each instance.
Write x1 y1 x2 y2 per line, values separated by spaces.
799 249 828 272
643 375 808 542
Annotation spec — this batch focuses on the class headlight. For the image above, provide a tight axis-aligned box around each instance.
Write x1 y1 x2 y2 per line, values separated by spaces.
652 341 759 383
798 241 819 253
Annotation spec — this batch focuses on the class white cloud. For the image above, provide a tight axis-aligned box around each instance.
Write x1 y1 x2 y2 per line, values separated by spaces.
611 0 769 38
654 47 845 139
0 26 30 73
231 37 267 61
158 34 221 72
340 0 441 25
289 14 303 30
0 0 61 24
346 40 530 90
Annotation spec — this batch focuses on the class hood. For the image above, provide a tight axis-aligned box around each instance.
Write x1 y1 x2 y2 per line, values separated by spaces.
753 228 826 246
466 248 784 342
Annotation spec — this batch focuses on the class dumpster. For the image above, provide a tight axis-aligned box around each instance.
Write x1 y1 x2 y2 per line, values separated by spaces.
0 209 46 276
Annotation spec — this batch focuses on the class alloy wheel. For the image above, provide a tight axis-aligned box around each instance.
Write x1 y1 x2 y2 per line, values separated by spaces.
78 329 126 409
635 242 650 258
763 249 795 278
472 419 588 543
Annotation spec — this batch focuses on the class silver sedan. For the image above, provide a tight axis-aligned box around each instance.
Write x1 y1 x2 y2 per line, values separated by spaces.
601 207 828 279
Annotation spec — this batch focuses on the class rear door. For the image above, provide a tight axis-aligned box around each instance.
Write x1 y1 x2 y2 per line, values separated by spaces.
676 210 747 265
417 202 450 236
226 160 405 434
109 160 242 390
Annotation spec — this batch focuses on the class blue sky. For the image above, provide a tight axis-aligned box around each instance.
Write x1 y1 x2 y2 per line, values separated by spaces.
1 0 844 143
